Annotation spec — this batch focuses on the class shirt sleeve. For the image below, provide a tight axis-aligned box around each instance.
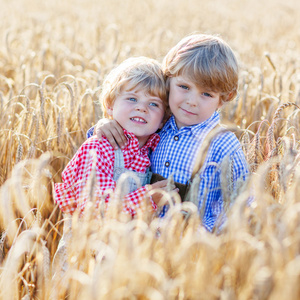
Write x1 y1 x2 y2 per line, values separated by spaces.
199 136 249 232
54 138 156 216
54 139 114 214
122 186 157 216
86 126 95 139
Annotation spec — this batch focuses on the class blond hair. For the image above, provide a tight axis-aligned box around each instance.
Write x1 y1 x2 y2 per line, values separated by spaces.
163 34 239 103
101 57 168 118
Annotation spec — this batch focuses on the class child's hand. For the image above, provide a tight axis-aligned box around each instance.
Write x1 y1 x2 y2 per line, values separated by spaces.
95 119 128 149
147 180 179 206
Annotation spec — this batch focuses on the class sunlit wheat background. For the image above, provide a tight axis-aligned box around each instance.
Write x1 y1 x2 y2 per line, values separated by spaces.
1 0 300 299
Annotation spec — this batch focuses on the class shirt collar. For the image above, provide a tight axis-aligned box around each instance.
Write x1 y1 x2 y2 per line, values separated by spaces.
161 111 220 136
123 129 160 153
161 115 177 133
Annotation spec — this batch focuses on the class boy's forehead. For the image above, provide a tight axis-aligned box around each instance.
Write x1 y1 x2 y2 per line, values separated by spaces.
174 72 198 83
122 82 148 93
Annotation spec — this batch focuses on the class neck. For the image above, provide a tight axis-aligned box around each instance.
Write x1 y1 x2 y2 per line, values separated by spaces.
137 136 150 148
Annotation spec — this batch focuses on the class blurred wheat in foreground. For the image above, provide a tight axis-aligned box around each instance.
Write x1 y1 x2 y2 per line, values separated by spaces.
1 0 300 299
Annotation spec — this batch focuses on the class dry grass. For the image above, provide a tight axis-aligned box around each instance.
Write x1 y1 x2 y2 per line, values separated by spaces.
0 0 300 299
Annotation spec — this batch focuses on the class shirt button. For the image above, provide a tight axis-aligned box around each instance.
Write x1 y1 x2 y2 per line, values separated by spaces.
174 135 179 141
165 161 170 167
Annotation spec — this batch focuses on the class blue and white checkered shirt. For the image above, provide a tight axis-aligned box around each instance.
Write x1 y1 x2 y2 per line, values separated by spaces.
151 111 249 232
86 111 249 232
87 126 95 139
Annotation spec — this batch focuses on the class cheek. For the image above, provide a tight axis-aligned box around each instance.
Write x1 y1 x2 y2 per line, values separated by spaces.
155 110 165 120
170 89 182 103
151 110 165 124
168 94 177 107
116 103 128 113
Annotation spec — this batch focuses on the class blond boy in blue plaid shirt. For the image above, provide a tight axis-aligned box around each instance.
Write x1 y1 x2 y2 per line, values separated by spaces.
88 34 249 232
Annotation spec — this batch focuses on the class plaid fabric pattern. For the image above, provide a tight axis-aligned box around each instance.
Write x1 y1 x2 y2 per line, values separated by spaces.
151 112 249 232
55 130 160 216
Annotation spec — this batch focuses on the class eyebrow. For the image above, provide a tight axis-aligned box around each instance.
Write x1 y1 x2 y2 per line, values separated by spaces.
148 96 163 101
124 90 163 101
123 90 137 95
174 76 189 83
176 77 216 93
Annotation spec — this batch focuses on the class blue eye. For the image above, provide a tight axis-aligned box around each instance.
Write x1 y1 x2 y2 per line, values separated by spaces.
179 85 189 90
203 92 212 98
149 102 159 107
128 97 137 102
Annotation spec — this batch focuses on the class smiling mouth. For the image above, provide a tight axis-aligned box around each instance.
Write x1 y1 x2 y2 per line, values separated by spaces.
130 117 147 123
180 107 196 115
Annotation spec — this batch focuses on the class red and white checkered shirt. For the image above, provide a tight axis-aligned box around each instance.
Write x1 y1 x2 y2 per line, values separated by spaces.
54 129 160 216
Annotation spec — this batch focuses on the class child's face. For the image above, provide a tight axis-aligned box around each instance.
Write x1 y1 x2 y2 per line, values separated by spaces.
168 75 221 129
108 88 165 147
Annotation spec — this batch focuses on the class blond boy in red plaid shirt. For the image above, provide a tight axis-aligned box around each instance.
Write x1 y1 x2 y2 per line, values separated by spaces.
54 57 174 217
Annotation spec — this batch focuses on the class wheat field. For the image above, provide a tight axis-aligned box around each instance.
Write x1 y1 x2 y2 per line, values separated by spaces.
0 0 300 299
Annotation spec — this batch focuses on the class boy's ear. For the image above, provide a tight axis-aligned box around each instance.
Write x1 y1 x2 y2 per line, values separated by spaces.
107 107 113 116
223 91 234 103
227 91 234 100
218 92 234 108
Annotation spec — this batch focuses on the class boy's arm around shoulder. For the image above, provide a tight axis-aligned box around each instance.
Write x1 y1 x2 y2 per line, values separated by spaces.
86 119 128 150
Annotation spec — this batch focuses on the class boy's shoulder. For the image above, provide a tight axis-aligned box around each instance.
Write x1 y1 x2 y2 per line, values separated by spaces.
209 129 243 156
81 135 113 153
82 135 101 146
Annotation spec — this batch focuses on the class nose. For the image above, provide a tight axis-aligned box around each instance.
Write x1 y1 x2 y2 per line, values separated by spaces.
186 94 197 106
135 102 148 113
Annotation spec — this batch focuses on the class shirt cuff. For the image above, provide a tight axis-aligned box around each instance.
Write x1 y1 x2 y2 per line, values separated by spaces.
145 184 157 211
